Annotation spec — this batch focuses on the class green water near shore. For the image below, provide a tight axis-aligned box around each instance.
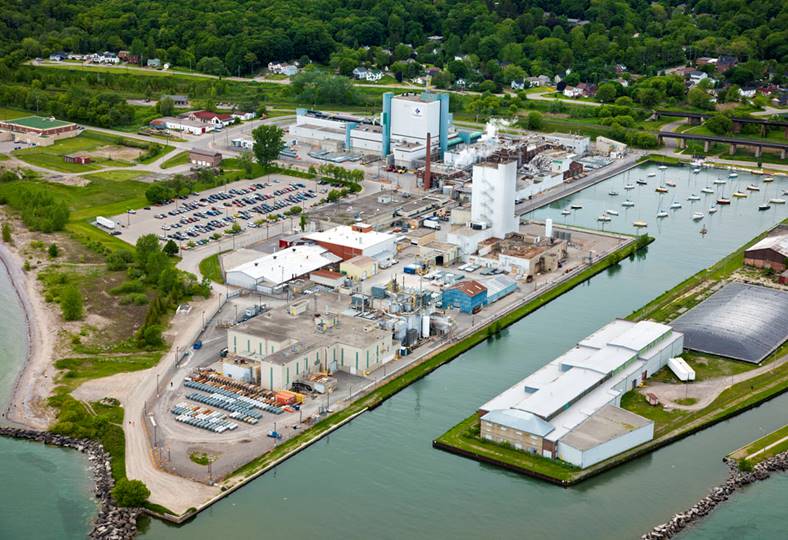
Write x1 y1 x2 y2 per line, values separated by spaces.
0 263 97 539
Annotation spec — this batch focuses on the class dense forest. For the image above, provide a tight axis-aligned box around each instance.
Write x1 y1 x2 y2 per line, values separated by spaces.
1 0 785 84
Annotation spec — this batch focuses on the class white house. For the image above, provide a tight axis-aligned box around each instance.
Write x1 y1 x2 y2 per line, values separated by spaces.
268 62 298 76
231 111 257 122
511 80 526 91
688 71 708 85
563 86 584 98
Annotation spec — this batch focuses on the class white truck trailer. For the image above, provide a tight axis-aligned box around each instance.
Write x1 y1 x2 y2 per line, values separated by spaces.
668 357 696 382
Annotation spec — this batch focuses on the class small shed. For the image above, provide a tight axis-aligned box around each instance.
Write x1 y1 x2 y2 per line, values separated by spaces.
310 269 344 289
64 154 92 165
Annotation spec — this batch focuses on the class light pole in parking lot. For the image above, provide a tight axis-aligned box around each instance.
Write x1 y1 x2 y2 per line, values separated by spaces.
202 310 206 330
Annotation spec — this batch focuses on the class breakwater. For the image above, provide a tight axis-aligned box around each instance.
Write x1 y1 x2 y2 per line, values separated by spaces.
0 427 140 539
641 451 788 539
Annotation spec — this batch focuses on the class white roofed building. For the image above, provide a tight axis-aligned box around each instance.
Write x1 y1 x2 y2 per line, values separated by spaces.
305 223 396 262
225 245 341 293
478 319 683 468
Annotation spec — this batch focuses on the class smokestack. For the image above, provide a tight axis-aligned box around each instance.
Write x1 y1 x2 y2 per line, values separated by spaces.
424 132 432 190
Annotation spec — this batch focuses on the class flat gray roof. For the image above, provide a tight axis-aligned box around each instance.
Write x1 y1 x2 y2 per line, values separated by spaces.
560 404 651 451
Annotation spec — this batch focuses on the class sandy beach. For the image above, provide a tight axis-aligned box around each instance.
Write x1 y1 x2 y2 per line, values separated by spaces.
0 242 57 430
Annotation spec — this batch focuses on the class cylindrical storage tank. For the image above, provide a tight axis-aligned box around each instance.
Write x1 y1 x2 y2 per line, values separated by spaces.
545 218 553 238
422 315 430 337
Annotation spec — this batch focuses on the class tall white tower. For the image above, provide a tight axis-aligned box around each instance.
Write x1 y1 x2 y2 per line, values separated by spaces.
471 159 518 239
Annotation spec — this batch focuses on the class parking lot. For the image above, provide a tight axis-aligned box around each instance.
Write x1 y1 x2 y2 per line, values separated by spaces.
109 176 320 248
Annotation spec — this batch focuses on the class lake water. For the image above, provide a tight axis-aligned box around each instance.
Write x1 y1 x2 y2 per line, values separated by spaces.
0 164 785 539
0 261 97 539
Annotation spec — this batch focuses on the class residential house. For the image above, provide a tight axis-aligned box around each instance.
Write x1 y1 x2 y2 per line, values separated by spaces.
67 53 84 61
188 110 234 128
147 58 161 68
740 86 757 99
268 62 298 76
162 95 189 107
48 52 67 62
615 64 627 74
717 55 738 73
577 82 597 97
526 75 551 87
97 51 119 64
364 70 384 82
695 57 718 68
688 71 708 85
510 79 526 91
231 111 257 122
563 86 584 98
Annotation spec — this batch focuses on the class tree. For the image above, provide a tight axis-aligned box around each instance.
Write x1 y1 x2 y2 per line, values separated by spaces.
196 56 226 76
163 240 179 256
112 479 150 507
596 83 618 103
526 111 544 130
299 214 308 231
1 222 12 244
705 114 733 135
48 243 59 258
251 125 284 167
60 285 84 321
327 189 342 202
688 87 713 110
238 150 254 175
140 325 164 347
157 96 175 116
106 249 134 271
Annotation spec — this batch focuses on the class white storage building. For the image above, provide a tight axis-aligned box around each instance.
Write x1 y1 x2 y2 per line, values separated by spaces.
225 245 341 293
479 319 684 469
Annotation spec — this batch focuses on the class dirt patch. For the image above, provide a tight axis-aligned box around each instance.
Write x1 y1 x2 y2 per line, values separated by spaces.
87 145 144 161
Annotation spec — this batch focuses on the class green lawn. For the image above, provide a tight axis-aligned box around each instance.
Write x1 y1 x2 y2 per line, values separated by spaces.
160 151 189 169
55 353 161 393
82 170 147 183
648 351 756 384
198 252 225 283
730 425 788 462
434 414 580 482
11 131 146 172
0 107 29 120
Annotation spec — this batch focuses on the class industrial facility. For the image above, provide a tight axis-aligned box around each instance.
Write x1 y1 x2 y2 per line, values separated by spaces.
225 298 395 388
288 91 473 168
478 320 684 469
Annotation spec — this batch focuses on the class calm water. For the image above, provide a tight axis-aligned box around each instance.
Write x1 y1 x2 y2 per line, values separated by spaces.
138 164 787 539
679 473 788 540
0 262 97 539
0 164 785 539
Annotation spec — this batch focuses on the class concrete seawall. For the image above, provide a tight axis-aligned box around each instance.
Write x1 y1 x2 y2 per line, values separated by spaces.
0 427 141 539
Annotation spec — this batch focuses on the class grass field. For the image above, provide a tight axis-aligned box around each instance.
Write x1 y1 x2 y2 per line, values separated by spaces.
160 151 189 169
55 353 161 393
198 252 225 283
12 132 136 172
729 425 788 464
0 107 28 120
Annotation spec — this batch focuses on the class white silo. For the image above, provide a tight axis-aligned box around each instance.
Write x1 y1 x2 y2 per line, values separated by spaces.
545 218 553 239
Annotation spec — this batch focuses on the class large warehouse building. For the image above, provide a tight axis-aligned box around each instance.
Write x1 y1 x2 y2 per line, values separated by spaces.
224 245 341 293
744 229 788 273
305 223 396 262
226 301 395 389
478 320 684 469
289 91 469 167
0 115 80 145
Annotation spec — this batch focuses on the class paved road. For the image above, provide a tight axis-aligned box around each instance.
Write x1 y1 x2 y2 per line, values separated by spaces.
642 355 788 411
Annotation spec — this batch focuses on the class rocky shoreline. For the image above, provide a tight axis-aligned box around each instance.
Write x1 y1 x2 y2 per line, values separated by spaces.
641 451 788 539
0 427 140 539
